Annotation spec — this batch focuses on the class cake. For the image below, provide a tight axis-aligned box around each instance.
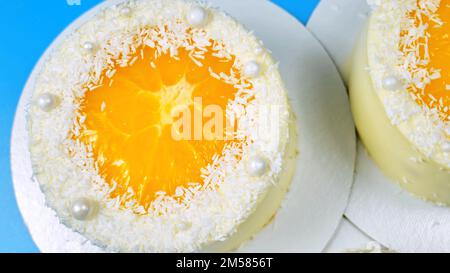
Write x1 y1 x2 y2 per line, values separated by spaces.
28 0 296 252
350 0 450 204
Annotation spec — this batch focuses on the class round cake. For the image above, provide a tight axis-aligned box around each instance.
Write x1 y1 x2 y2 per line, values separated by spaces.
28 0 295 252
350 0 450 204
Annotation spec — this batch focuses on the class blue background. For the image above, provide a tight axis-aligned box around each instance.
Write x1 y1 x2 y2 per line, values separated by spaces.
0 0 320 253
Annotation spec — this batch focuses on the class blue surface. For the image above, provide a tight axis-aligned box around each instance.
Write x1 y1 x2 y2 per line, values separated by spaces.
0 0 320 253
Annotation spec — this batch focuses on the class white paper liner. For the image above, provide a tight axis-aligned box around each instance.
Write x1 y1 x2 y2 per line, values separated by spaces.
11 0 356 253
308 0 450 252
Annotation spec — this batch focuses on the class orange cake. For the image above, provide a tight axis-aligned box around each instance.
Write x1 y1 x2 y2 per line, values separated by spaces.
350 0 450 204
28 0 295 252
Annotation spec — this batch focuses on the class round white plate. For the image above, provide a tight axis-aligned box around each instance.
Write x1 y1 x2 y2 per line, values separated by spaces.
308 0 450 253
11 0 356 253
308 0 370 83
324 218 374 253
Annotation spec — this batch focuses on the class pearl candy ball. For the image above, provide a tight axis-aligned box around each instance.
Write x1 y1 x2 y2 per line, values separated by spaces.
71 198 96 221
382 75 402 91
82 41 95 52
187 6 209 27
247 155 269 177
37 93 58 112
244 61 262 78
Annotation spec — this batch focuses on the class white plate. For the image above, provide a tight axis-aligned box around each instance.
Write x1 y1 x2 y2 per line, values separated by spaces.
308 0 450 252
324 218 374 253
308 0 370 83
11 0 356 253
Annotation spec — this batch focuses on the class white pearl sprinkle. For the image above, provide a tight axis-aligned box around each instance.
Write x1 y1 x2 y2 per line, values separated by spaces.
71 198 96 221
82 41 95 52
187 6 209 27
120 6 132 16
244 61 262 78
382 75 402 91
37 93 58 112
247 155 269 177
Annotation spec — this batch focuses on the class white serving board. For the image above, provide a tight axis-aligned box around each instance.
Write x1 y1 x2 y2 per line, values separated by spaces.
325 218 374 253
308 0 450 252
11 0 356 253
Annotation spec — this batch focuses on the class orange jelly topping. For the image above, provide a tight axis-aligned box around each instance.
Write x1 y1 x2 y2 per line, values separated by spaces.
401 0 450 120
76 30 244 210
